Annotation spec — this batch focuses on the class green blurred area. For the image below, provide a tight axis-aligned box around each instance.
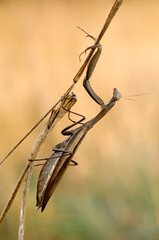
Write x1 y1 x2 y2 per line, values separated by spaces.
0 0 159 239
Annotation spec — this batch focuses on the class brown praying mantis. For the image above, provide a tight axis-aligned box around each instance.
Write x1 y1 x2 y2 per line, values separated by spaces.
24 24 121 211
27 29 121 212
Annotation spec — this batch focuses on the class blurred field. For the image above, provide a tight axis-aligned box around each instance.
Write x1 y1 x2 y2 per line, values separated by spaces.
0 0 159 239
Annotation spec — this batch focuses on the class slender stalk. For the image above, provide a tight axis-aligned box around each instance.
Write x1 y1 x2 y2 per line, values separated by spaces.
0 94 76 224
18 94 77 240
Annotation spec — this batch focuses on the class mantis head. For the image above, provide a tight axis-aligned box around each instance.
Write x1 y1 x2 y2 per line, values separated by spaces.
113 88 122 101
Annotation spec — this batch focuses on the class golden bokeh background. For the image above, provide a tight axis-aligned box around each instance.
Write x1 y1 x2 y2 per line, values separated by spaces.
0 0 159 239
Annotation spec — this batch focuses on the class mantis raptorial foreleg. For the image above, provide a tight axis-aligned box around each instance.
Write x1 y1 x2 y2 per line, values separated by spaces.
83 44 104 107
78 27 104 107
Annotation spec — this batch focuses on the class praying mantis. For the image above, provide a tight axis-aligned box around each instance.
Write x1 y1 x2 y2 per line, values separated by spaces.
26 25 121 211
28 30 121 212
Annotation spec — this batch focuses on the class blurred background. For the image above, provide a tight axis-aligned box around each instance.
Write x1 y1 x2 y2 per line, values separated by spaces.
0 0 159 239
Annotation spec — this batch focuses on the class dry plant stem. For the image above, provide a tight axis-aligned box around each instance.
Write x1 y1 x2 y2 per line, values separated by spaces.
18 94 77 240
0 94 76 225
